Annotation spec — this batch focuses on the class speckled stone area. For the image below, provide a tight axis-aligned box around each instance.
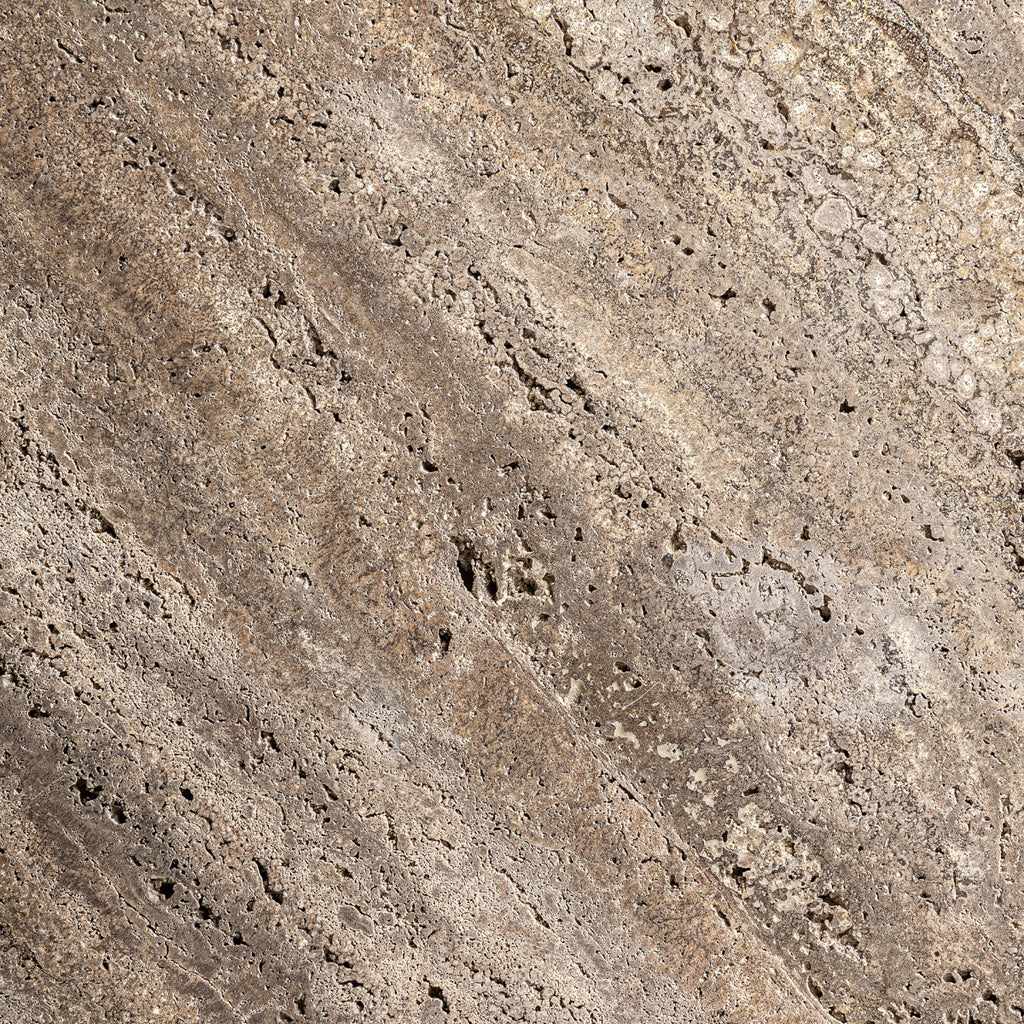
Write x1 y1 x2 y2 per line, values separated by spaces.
3 2 1024 1022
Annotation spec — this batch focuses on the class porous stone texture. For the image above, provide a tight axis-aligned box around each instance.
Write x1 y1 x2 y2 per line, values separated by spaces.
2 1 1024 1022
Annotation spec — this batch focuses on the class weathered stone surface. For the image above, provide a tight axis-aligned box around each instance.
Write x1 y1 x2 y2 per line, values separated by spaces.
2 1 1024 1021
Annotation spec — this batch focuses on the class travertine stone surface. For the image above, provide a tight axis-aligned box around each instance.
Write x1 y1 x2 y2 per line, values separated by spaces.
2 1 1024 1022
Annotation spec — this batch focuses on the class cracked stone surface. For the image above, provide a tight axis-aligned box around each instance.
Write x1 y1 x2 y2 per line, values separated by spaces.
2 1 1024 1022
